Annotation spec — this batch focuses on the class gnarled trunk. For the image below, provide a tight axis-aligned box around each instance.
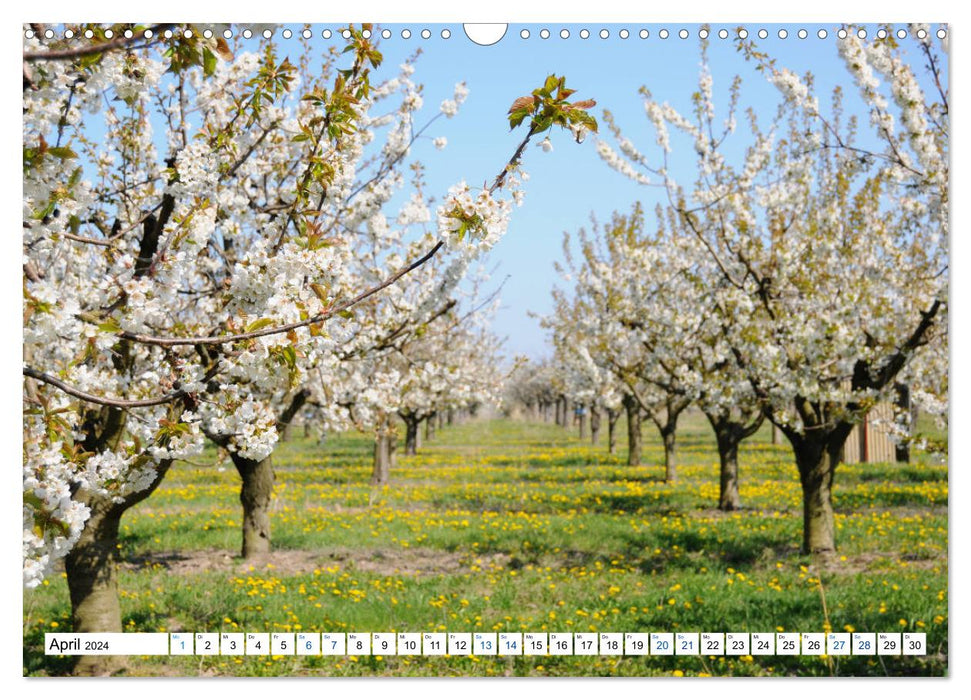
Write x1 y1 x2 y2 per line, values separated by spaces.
231 454 274 558
796 442 836 555
66 460 174 675
624 394 641 466
648 397 689 483
783 419 853 556
590 406 601 444
705 409 764 512
402 415 421 455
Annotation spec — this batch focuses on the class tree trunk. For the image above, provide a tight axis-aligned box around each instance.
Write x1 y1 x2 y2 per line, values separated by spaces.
447 409 455 426
303 421 311 439
231 454 274 558
371 429 397 485
661 426 677 482
795 442 836 556
705 409 763 512
607 408 619 455
425 414 436 442
788 425 851 556
403 415 420 456
772 423 782 445
895 383 911 463
711 427 741 511
372 434 390 485
578 406 587 440
624 395 641 466
554 399 562 427
438 412 445 429
590 406 601 444
276 388 309 446
64 499 124 675
65 459 174 675
648 398 689 482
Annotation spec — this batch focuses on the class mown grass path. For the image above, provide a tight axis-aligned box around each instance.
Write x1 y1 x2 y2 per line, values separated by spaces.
24 414 947 676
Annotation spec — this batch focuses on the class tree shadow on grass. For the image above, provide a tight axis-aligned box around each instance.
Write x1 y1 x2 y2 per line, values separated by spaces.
618 526 802 573
23 625 76 676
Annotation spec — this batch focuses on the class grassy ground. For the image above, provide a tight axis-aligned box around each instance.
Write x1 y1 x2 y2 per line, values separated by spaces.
23 412 948 677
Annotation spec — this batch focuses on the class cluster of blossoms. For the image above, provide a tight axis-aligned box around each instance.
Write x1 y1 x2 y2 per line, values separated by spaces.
436 181 514 251
440 81 469 118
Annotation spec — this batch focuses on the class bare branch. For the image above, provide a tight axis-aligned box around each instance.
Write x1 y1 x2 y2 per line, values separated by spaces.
23 366 189 408
23 24 173 63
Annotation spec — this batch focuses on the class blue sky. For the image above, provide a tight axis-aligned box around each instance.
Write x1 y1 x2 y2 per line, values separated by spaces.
276 23 945 360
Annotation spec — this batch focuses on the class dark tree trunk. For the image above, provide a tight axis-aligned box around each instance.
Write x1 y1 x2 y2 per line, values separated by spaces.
438 412 445 429
578 406 587 440
303 421 311 439
661 427 677 482
230 454 274 558
590 406 601 444
649 398 689 482
705 409 763 511
772 423 782 445
403 415 420 456
447 409 455 426
895 383 911 463
607 408 619 455
624 394 641 466
275 389 309 444
425 414 436 442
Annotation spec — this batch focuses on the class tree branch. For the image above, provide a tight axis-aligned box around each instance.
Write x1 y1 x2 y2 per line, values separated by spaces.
116 240 445 347
23 366 190 408
23 24 173 62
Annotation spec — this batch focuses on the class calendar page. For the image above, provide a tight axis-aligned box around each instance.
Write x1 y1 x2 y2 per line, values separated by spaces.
21 8 950 683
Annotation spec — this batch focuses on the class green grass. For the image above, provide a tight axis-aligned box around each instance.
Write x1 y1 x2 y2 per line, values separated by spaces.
24 413 948 676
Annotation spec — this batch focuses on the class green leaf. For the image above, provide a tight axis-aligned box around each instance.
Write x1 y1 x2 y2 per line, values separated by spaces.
543 74 559 95
245 318 276 333
97 317 122 334
47 146 77 161
202 47 217 77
